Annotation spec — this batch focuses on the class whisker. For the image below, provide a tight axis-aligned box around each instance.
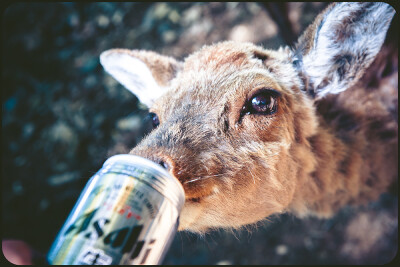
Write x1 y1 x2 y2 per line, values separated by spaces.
183 173 225 184
247 166 256 184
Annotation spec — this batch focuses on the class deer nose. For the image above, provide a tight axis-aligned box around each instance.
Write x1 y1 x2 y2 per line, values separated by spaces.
157 159 171 171
128 150 174 174
151 155 174 173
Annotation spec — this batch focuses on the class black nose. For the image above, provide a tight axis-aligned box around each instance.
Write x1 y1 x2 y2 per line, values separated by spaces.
157 159 171 171
129 150 173 173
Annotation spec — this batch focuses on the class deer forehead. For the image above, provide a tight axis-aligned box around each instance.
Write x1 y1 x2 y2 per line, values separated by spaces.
152 45 299 121
152 67 281 122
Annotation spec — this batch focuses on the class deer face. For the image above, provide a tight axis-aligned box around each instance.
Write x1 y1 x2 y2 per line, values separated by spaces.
131 43 319 232
100 3 395 232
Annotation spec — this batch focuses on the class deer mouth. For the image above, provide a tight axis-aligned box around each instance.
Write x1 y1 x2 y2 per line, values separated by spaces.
182 180 218 204
183 185 218 204
187 197 201 203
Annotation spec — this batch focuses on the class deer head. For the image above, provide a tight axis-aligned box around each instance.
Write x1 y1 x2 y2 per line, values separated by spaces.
100 3 396 233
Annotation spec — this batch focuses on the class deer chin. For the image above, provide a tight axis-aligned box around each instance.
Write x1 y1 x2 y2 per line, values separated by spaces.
178 201 206 232
177 183 224 232
178 193 220 233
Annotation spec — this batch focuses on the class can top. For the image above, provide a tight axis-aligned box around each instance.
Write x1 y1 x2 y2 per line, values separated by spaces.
103 154 185 211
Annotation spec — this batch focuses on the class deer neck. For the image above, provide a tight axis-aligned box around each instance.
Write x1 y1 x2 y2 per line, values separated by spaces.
287 111 396 218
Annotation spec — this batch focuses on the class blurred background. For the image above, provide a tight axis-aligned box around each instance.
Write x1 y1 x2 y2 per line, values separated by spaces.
2 2 397 264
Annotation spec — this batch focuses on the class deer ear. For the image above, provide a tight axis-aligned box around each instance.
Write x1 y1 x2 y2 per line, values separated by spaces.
293 2 395 99
100 49 182 107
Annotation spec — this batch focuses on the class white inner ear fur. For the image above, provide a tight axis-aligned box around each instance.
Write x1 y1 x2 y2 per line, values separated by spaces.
301 3 395 98
100 50 166 107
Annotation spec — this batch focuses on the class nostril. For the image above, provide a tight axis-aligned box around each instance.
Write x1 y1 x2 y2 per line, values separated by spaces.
158 160 170 171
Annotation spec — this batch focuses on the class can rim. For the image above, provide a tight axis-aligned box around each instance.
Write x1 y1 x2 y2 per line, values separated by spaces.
103 154 185 211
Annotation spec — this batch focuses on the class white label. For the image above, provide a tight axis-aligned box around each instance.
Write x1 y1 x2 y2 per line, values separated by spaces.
78 247 113 265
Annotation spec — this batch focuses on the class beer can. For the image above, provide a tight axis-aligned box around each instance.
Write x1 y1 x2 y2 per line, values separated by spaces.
47 154 185 265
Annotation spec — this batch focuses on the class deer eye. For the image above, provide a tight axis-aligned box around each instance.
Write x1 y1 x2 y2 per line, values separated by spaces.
245 89 279 115
149 112 160 128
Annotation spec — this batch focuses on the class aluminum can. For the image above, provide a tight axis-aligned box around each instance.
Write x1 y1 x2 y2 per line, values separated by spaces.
47 154 185 265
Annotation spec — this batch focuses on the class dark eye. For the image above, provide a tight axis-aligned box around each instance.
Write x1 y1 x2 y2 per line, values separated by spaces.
149 112 160 128
244 89 279 115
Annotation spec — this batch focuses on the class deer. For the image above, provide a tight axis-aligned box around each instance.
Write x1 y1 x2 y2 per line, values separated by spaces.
99 2 398 234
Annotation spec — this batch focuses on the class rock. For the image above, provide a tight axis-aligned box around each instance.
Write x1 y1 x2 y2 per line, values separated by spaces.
47 172 80 186
116 115 141 131
153 3 170 20
82 58 98 74
12 180 24 195
162 30 177 44
84 74 97 88
182 5 202 26
276 244 288 255
168 9 180 23
14 156 27 167
93 114 105 127
49 121 76 143
22 123 35 140
68 13 80 27
215 260 233 265
73 114 87 130
247 2 261 15
4 97 17 112
111 11 124 25
39 198 50 211
97 15 110 28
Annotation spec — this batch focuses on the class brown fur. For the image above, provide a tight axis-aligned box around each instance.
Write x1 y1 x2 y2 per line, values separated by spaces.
100 3 397 233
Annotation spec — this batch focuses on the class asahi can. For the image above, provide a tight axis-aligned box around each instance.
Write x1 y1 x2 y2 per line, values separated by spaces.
47 154 185 265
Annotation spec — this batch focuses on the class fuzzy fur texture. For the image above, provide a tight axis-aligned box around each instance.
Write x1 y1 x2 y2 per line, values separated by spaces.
100 3 397 233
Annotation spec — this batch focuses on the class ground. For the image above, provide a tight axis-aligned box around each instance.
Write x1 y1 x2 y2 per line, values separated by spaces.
2 2 398 264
